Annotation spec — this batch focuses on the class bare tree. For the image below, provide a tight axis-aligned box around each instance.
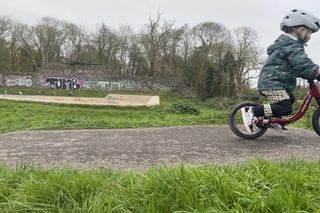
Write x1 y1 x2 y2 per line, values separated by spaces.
180 24 192 65
64 22 88 63
141 12 173 76
7 20 38 72
33 17 67 66
18 24 40 71
91 23 108 64
0 16 11 37
128 33 146 76
232 26 262 95
117 25 133 75
192 22 228 50
188 22 231 98
91 23 119 71
158 26 185 76
8 20 20 71
0 16 12 86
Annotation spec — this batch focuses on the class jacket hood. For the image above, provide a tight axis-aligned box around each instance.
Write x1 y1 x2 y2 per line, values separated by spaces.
266 34 302 55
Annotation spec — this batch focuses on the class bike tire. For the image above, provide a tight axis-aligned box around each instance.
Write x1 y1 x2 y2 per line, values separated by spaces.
229 101 268 140
312 107 320 136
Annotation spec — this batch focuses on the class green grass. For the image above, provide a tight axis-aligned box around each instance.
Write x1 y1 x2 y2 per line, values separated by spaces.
0 159 319 212
0 87 228 133
0 86 318 133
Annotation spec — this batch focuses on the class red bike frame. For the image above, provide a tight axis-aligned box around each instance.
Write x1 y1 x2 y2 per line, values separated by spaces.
260 80 320 127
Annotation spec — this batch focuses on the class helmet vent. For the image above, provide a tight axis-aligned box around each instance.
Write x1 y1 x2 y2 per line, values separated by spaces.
292 9 298 12
301 12 306 15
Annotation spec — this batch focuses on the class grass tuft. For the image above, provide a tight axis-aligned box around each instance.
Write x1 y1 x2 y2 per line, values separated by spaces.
0 159 319 212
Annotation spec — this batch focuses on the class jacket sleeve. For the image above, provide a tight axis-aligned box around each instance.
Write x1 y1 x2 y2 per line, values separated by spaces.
285 44 319 79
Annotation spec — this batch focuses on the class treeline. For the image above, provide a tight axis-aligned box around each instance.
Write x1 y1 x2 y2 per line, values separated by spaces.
0 13 262 99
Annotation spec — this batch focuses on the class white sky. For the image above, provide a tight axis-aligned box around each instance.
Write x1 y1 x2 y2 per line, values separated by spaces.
1 0 320 64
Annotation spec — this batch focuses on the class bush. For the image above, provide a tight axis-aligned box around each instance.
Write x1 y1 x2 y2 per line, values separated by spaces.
172 101 201 115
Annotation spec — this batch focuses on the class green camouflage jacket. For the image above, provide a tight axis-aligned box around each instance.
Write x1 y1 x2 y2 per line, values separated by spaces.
258 34 319 93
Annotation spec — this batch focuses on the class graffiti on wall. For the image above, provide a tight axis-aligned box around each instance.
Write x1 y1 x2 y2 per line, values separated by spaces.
82 80 172 91
44 77 84 90
103 80 142 90
0 74 174 92
83 80 98 89
3 75 33 87
83 80 143 91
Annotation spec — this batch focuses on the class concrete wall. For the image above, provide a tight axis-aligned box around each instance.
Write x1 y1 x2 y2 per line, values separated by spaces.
0 64 192 95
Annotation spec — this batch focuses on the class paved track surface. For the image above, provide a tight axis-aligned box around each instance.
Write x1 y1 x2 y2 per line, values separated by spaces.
0 126 319 170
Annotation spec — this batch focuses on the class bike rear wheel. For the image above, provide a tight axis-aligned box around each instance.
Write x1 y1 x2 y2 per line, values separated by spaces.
229 101 268 140
312 107 320 136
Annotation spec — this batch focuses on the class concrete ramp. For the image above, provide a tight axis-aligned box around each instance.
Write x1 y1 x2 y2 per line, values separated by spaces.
105 94 159 106
0 94 160 107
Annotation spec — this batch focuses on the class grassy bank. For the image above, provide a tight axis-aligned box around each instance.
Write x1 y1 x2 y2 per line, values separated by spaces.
0 159 319 212
0 86 315 133
0 87 228 133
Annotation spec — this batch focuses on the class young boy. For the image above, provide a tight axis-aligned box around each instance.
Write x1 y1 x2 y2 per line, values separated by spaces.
243 9 320 132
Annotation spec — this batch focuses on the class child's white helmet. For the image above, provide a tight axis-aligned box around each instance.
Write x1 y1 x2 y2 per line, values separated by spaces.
280 9 320 32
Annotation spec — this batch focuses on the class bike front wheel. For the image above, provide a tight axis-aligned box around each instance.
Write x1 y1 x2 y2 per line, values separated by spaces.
229 101 268 140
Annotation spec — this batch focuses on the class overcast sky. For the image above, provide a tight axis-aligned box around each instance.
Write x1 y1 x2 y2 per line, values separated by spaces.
1 0 320 64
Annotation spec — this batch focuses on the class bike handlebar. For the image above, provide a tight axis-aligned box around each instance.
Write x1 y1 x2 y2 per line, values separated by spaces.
308 79 316 87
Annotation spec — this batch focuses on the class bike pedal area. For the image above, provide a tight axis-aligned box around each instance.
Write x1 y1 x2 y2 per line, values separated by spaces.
268 123 288 131
257 118 288 131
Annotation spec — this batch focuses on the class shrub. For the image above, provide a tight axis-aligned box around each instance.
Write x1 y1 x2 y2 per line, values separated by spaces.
172 101 201 115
